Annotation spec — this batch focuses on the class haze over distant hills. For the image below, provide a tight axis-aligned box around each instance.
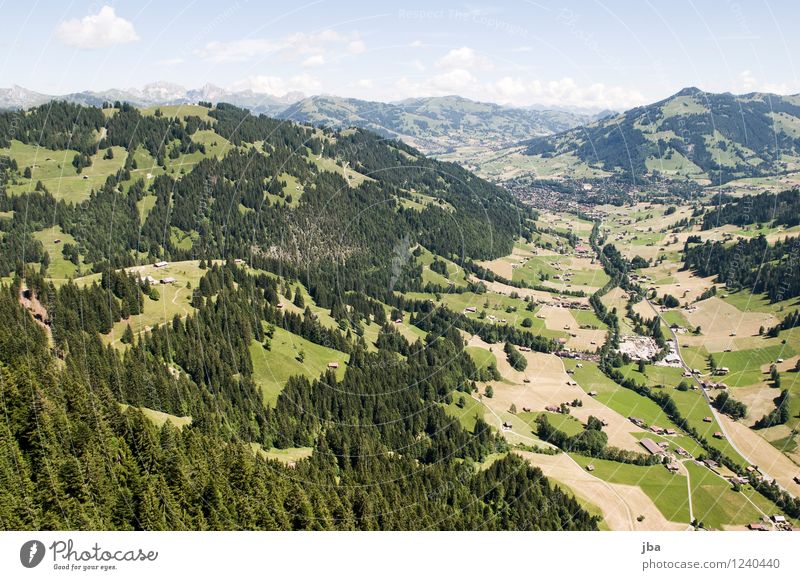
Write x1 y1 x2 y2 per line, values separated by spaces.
8 83 800 187
279 94 603 154
0 83 305 116
0 83 605 156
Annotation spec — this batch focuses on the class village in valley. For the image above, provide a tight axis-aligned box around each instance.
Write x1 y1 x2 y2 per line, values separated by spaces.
413 199 800 532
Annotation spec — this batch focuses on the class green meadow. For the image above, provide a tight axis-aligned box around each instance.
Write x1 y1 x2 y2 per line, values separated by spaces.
250 328 348 408
571 455 690 524
443 394 487 432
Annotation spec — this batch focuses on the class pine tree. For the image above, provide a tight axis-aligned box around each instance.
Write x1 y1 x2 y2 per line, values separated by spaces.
121 324 134 344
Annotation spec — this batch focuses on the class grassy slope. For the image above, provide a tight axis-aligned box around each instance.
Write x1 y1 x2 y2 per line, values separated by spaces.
442 394 487 432
1 140 126 203
75 260 208 344
571 455 690 524
33 226 86 280
250 328 348 407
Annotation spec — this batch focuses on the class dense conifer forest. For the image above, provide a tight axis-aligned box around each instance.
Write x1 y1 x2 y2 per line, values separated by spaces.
702 190 800 230
682 233 800 302
0 101 597 531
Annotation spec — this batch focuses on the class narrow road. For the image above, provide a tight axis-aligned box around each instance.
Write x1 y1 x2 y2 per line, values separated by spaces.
681 459 695 524
644 298 785 489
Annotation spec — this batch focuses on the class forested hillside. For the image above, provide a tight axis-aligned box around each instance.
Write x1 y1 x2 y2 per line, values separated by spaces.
702 189 800 230
0 101 532 291
0 100 597 531
683 232 800 302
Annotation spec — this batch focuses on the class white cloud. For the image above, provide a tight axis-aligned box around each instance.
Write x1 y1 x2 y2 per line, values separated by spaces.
432 69 477 92
761 82 795 95
55 6 139 49
302 54 326 68
490 76 527 99
356 79 374 88
197 29 365 63
483 76 645 109
348 40 366 54
229 74 320 96
389 73 644 110
393 69 478 99
739 70 757 91
736 70 796 95
410 40 425 48
157 58 184 66
436 47 493 71
196 38 281 63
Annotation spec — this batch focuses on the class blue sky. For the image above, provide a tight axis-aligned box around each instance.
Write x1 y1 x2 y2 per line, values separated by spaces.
1 0 797 110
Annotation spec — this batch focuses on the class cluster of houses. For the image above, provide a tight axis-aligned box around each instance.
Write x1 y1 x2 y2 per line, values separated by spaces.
748 515 798 532
543 399 589 415
628 416 646 428
557 350 601 362
139 261 176 285
144 275 176 285
573 244 592 257
656 340 682 367
628 417 678 438
555 298 592 311
700 380 729 390
628 273 653 284
640 437 669 455
510 256 530 271
639 438 686 472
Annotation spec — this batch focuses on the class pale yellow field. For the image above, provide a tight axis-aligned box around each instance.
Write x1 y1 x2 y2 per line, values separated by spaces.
537 305 606 351
733 385 784 422
516 451 688 531
468 337 646 452
650 269 721 305
632 300 655 319
483 279 590 306
477 244 535 280
758 424 800 466
717 414 800 497
760 355 800 374
680 297 778 352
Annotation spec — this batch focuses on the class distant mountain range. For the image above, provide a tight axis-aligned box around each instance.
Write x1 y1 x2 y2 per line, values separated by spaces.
0 83 304 116
14 83 797 184
278 95 604 154
520 87 800 183
0 84 606 155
